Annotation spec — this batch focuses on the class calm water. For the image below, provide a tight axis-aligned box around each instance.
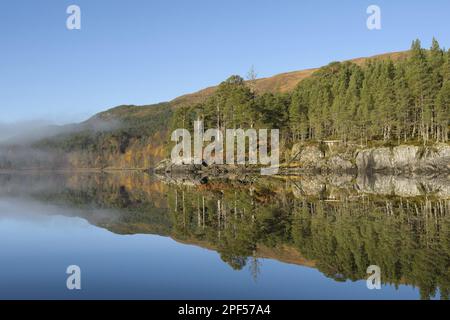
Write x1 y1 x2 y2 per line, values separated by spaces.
0 172 448 300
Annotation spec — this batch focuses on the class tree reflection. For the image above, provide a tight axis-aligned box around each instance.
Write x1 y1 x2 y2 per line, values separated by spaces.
1 172 448 299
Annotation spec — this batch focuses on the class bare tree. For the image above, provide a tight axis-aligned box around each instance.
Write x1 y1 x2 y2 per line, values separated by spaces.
249 252 261 282
246 65 258 94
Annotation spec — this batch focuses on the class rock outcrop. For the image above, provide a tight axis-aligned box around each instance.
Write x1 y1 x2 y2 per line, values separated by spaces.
289 143 355 172
155 143 450 175
291 144 325 166
356 143 450 173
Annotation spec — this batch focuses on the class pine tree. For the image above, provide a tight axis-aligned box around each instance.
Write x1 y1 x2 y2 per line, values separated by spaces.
289 86 309 141
394 62 413 142
428 38 444 140
168 38 448 147
344 66 364 140
358 76 373 144
436 81 450 142
442 50 450 82
407 39 434 142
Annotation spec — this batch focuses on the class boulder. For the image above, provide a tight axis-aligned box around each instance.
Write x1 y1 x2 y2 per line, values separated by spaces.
291 144 324 166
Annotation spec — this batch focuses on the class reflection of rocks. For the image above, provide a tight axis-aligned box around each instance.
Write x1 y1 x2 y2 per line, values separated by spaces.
288 173 450 199
356 174 450 198
154 171 258 187
154 172 207 186
356 174 420 197
291 177 327 198
328 173 353 187
289 174 357 199
157 170 450 199
327 155 354 171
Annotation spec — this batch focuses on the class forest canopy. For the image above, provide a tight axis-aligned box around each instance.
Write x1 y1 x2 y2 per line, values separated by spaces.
171 38 450 147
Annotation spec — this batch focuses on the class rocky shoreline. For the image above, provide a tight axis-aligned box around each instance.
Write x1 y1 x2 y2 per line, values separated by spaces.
155 143 450 175
154 143 450 199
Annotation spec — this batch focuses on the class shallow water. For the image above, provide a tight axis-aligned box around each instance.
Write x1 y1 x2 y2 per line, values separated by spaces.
0 172 448 300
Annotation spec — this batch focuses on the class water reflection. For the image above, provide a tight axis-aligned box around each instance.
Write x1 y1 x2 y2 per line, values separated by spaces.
0 172 449 299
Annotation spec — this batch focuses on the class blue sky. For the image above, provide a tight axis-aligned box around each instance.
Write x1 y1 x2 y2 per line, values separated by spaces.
1 0 449 123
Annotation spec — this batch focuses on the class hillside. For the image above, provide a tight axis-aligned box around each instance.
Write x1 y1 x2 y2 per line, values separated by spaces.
170 51 409 108
69 51 411 131
2 40 449 171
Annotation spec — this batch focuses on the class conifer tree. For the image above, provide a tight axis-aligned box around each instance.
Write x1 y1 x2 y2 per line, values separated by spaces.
169 38 449 147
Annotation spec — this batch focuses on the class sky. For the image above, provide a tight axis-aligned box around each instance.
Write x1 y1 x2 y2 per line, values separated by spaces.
1 0 450 124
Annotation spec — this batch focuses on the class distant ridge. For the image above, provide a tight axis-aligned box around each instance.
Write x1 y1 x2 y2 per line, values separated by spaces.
170 50 410 108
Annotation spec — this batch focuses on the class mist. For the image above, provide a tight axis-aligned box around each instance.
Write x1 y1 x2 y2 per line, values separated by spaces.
0 118 122 170
0 173 121 224
0 118 121 146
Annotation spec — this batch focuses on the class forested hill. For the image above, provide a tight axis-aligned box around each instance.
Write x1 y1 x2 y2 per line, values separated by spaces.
169 51 410 108
171 39 448 144
1 38 449 170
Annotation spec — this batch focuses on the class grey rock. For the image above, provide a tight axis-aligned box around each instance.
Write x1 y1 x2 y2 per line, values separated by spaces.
291 144 324 165
356 144 450 173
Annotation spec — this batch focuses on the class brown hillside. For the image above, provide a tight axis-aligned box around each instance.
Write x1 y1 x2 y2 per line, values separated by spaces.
170 50 409 108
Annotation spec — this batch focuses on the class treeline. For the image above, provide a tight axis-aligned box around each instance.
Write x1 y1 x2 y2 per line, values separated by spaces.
171 38 450 146
5 38 448 170
27 104 173 169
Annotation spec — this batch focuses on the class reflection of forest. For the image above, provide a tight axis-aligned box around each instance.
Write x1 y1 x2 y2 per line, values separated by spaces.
1 172 449 300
